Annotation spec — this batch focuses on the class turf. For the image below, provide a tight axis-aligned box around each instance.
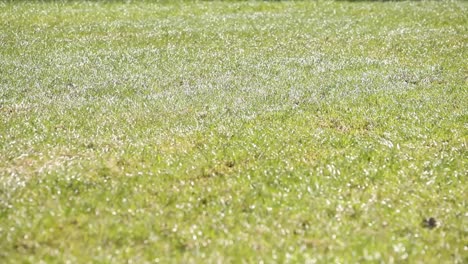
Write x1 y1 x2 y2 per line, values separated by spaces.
0 0 467 263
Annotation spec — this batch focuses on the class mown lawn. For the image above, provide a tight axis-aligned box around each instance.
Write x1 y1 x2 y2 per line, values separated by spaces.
0 0 466 263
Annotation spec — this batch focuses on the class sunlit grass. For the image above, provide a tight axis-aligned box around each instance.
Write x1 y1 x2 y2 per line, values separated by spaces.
0 0 467 262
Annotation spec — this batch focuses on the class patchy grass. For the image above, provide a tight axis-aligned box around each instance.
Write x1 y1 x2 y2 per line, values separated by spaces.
0 0 467 263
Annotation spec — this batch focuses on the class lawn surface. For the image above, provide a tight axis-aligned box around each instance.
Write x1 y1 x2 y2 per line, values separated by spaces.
0 0 467 263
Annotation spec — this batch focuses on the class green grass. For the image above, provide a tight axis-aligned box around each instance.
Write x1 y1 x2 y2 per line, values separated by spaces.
0 0 467 262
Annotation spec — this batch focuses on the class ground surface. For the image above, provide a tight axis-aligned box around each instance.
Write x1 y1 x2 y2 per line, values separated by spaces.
0 0 467 263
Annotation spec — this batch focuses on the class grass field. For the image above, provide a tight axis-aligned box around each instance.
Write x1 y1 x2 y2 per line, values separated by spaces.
0 0 467 263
